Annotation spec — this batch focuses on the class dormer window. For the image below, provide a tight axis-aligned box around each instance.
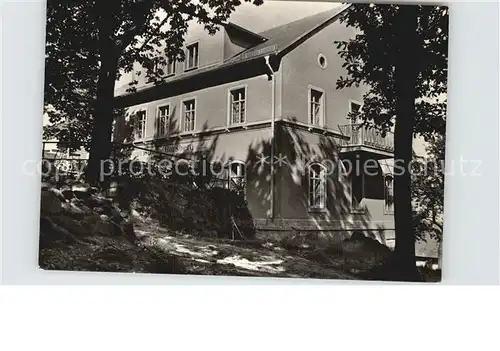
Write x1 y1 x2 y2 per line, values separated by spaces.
185 42 199 70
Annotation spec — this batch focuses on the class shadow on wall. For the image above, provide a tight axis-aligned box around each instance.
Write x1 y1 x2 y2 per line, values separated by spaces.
269 120 384 242
113 111 389 243
112 111 257 239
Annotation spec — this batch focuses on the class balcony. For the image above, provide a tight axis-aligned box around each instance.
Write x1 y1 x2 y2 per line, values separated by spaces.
338 124 394 157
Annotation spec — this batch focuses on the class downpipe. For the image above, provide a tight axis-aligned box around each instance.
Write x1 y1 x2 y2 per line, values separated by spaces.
265 55 275 219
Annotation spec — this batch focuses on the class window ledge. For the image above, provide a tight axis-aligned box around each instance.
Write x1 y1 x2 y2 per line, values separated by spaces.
308 207 327 213
226 123 248 130
307 124 326 131
184 66 199 73
154 134 170 140
130 138 148 144
179 131 198 137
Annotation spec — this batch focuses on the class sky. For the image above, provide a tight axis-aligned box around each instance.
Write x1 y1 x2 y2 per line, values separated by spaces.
228 1 341 33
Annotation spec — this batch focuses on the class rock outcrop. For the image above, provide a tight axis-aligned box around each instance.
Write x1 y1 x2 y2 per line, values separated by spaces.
40 181 136 243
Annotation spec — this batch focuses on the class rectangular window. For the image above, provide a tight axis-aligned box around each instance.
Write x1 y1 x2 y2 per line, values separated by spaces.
166 59 176 76
135 110 147 140
229 87 246 125
185 43 199 70
183 99 196 132
384 175 394 213
309 88 324 126
157 105 170 136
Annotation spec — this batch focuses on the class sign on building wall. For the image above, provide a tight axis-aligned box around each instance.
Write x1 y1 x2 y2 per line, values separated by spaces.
226 44 278 64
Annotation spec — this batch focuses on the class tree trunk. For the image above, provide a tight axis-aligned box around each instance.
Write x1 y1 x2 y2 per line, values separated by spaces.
85 3 119 185
86 59 118 185
392 5 419 281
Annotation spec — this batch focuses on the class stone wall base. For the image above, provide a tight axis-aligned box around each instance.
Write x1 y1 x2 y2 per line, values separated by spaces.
253 218 396 247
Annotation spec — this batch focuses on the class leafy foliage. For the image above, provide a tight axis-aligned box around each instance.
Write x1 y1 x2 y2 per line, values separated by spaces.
115 168 255 240
335 4 448 277
335 4 448 140
43 2 100 150
411 135 445 241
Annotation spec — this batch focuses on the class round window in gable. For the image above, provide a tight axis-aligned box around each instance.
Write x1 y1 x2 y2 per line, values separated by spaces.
318 54 328 69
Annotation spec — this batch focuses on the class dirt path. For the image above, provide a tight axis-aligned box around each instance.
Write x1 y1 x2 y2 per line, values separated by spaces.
135 224 356 280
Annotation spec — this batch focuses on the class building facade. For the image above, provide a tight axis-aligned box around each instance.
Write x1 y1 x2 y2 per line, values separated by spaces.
113 6 396 247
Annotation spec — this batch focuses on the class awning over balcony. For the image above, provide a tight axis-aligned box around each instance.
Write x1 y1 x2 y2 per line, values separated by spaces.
378 159 394 175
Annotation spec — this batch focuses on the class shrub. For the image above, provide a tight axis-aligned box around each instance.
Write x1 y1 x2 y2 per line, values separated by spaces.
115 169 255 240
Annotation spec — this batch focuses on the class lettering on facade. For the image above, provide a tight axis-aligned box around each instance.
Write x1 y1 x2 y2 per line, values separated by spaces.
227 44 278 64
162 144 195 153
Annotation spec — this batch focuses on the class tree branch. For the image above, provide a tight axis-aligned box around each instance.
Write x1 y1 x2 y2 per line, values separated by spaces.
138 14 172 52
120 12 172 66
116 0 156 54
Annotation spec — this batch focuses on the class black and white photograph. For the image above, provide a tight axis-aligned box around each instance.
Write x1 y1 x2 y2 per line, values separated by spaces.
38 0 449 282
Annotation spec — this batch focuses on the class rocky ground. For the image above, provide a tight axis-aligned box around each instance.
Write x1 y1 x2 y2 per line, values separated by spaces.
134 221 358 279
38 182 440 281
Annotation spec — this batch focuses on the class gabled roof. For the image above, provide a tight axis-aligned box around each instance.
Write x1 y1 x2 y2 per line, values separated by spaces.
224 4 350 64
115 4 351 104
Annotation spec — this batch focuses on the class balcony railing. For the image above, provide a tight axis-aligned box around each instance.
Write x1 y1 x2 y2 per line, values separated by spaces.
338 124 394 153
